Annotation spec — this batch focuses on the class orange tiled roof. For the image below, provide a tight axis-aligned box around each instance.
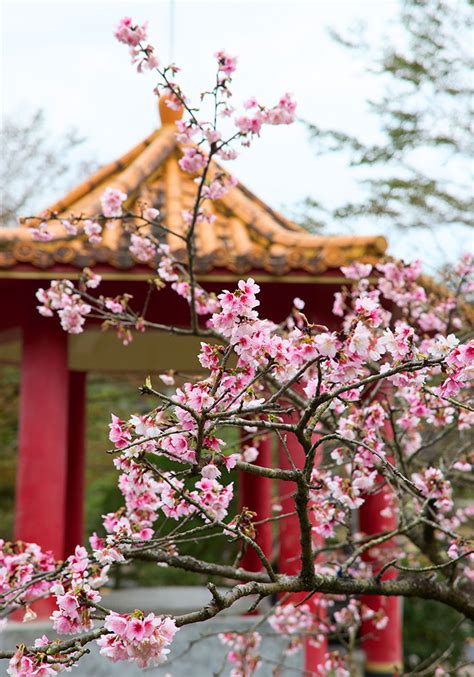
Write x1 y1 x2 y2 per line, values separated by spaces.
0 113 387 276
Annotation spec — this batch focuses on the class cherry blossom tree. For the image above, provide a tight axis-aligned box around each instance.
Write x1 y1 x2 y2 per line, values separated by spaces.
1 17 473 676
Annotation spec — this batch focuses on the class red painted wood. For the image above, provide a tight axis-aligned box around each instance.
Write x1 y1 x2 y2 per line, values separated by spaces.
277 427 327 670
239 435 273 572
359 485 402 674
64 371 87 555
15 320 69 617
0 277 339 336
359 397 402 675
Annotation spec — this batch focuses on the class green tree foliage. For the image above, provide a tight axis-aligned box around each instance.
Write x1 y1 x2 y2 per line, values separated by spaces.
304 0 473 233
403 598 472 671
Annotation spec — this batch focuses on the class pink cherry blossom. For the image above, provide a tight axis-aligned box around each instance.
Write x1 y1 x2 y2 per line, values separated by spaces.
109 414 132 449
31 222 53 242
105 297 125 314
201 463 221 480
130 233 156 262
101 187 127 218
159 373 175 386
219 632 261 676
314 332 339 358
84 219 102 244
98 611 178 668
214 50 237 75
62 219 77 235
178 147 207 173
83 269 102 288
341 262 373 279
114 17 148 47
144 207 160 221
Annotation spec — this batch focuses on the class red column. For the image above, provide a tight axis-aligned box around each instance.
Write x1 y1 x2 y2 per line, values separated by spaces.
278 430 327 669
15 320 69 617
359 485 403 676
64 371 87 555
359 395 403 676
239 435 273 571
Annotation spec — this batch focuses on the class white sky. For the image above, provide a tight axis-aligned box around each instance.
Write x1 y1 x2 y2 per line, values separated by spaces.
1 0 471 267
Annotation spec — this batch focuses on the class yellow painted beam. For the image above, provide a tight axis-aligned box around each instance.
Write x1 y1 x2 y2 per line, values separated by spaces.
0 330 219 373
68 330 211 372
0 269 349 284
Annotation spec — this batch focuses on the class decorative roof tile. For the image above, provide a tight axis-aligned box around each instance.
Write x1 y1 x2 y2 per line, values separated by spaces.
0 121 387 275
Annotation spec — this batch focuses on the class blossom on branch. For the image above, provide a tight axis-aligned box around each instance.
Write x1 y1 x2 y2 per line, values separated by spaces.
97 611 178 668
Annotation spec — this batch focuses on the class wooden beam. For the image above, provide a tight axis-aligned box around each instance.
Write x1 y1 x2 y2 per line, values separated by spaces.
68 330 218 373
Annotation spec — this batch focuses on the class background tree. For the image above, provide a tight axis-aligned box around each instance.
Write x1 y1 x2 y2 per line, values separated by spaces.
0 109 95 227
302 0 473 237
301 1 474 657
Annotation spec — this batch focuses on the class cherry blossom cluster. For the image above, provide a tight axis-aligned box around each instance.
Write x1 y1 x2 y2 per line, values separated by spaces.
3 545 111 674
114 17 148 48
97 611 178 668
7 636 70 676
218 631 261 677
333 598 388 633
6 243 474 674
171 280 220 315
267 597 388 660
268 603 325 656
43 544 108 637
102 458 161 541
36 280 91 334
129 233 156 263
109 15 297 238
316 651 351 677
160 475 234 522
30 186 129 244
412 467 453 513
54 257 472 578
50 580 100 635
0 540 56 615
235 92 297 135
103 455 234 533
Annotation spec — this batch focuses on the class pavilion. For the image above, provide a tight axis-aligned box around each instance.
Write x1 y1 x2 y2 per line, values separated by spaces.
0 101 400 675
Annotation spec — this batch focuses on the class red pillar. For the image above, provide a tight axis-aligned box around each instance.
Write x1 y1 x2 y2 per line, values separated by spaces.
15 320 69 616
239 435 273 571
359 395 403 676
278 429 327 669
64 371 87 555
359 485 403 676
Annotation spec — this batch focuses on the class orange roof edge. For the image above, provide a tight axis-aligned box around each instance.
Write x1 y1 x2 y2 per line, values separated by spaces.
2 120 388 276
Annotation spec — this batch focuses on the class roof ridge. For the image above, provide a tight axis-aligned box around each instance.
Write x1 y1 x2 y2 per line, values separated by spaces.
19 128 163 226
210 158 304 234
1 123 388 274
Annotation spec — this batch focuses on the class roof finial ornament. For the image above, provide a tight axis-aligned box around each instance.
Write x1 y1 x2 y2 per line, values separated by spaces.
158 0 183 127
158 91 183 126
158 0 182 126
